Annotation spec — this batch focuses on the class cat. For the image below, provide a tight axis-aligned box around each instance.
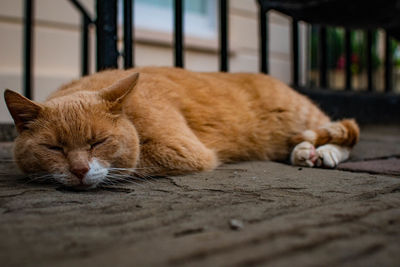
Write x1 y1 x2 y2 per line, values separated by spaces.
4 67 359 189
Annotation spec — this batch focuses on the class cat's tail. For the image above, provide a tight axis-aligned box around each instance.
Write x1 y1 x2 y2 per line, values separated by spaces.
291 119 360 148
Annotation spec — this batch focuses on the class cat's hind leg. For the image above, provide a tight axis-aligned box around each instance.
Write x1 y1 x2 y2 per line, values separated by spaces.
290 119 359 168
291 141 350 168
315 144 350 168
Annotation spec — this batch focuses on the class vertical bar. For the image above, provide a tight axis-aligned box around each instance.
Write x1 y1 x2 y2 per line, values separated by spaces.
68 0 93 76
384 32 393 92
319 26 328 88
345 29 352 90
258 2 269 74
174 0 184 68
81 15 90 76
366 30 373 91
292 19 299 87
219 0 229 72
96 0 118 71
124 0 133 69
24 0 34 99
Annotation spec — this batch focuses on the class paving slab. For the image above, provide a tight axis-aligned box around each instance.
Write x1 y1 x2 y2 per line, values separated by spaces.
348 125 400 161
339 158 400 176
0 125 399 267
1 159 400 267
338 125 400 175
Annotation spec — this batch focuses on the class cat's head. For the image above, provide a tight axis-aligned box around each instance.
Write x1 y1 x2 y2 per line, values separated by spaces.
4 73 140 189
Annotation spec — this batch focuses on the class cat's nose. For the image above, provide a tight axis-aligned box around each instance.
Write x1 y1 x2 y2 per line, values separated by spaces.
67 151 90 180
70 165 89 180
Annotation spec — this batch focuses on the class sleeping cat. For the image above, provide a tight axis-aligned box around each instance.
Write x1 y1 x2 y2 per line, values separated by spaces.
4 67 359 189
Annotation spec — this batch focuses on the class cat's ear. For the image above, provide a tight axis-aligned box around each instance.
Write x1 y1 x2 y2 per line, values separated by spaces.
4 89 43 133
99 73 139 108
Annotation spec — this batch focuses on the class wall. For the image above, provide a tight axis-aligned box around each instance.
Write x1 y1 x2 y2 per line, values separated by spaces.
0 0 302 123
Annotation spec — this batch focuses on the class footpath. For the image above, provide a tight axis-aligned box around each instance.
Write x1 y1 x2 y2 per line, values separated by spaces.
0 125 399 267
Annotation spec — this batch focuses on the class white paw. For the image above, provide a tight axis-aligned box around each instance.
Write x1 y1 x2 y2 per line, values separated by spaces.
290 141 318 167
315 144 350 168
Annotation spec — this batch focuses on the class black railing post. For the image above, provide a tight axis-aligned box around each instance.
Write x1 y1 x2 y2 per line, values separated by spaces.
292 19 299 87
319 26 328 88
174 0 184 68
96 0 118 71
219 0 229 72
345 29 352 90
366 30 373 91
68 0 94 76
124 0 134 69
257 0 269 74
384 32 393 92
23 0 34 99
81 15 90 76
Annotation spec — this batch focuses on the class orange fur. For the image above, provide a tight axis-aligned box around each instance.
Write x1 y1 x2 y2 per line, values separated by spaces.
4 67 359 187
290 119 360 148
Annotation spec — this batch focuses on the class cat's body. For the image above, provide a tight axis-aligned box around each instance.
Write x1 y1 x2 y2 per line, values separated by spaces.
4 67 359 188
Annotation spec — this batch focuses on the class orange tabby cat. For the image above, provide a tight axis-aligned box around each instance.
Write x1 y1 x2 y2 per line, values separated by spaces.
4 67 359 188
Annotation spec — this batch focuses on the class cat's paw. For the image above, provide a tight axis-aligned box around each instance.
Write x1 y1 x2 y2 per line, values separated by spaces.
290 141 318 167
315 144 350 168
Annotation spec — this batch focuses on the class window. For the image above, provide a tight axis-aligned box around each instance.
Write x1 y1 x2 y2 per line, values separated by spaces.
127 0 217 40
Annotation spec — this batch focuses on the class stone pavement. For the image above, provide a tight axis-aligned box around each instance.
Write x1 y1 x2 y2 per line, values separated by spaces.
0 125 399 267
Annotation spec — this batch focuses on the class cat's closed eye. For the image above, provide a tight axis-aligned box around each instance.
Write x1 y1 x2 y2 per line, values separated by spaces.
90 138 108 149
42 144 64 153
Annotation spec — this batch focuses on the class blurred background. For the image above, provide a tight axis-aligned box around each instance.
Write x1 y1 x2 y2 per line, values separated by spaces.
0 0 399 123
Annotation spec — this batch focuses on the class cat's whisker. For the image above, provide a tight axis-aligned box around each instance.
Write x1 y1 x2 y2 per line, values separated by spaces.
107 167 136 171
107 168 157 182
27 175 53 183
108 167 160 172
133 172 159 182
106 172 133 176
107 171 156 185
108 167 157 170
107 172 145 180
99 179 113 185
105 176 144 186
104 175 149 187
22 173 66 185
24 177 50 184
27 174 53 180
101 177 124 186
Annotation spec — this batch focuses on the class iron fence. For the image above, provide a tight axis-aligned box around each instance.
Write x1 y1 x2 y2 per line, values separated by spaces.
22 0 400 123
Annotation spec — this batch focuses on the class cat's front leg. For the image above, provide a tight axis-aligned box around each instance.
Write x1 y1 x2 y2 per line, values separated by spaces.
290 141 318 167
135 138 219 176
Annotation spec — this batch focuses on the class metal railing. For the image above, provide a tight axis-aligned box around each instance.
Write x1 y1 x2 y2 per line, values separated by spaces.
22 0 400 123
256 0 399 123
23 0 94 99
22 0 229 96
258 0 400 93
